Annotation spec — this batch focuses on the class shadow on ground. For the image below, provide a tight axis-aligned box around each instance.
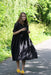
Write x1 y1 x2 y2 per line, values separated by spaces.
0 48 51 75
25 49 51 75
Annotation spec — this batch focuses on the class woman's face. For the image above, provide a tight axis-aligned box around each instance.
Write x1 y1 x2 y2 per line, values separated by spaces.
21 13 26 21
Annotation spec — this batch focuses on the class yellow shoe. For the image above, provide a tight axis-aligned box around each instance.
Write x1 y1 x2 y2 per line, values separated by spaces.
16 69 21 73
20 70 24 74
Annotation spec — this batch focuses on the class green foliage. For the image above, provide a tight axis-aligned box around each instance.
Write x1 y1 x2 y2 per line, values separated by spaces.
29 23 51 45
36 0 51 25
0 0 51 62
0 1 6 27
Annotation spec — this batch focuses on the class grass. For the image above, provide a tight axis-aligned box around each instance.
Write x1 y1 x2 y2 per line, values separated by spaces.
29 22 51 45
0 49 11 63
0 22 51 62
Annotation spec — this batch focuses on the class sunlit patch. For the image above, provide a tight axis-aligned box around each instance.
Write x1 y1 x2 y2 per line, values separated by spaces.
25 71 36 74
25 71 32 73
39 72 44 74
27 61 39 64
25 64 33 67
36 66 48 69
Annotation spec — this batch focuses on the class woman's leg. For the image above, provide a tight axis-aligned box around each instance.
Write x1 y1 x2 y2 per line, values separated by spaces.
22 60 26 71
16 60 20 69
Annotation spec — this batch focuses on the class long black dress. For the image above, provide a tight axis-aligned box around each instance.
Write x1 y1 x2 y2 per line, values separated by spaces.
11 21 38 61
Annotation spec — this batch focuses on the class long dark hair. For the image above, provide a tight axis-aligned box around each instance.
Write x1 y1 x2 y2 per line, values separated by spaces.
17 12 28 26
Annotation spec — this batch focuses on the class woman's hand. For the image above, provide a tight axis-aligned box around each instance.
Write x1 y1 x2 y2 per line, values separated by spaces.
27 30 30 33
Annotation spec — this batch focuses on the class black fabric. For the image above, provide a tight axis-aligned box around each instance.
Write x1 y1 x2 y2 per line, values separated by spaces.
11 22 38 61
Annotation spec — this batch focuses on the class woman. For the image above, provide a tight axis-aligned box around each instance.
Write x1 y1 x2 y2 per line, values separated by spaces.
11 12 38 75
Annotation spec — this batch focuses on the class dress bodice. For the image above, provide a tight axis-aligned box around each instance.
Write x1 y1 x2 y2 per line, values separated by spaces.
13 21 29 40
18 22 29 40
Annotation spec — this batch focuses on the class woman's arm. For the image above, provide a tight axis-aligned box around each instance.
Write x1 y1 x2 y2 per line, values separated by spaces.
13 28 26 35
13 29 22 35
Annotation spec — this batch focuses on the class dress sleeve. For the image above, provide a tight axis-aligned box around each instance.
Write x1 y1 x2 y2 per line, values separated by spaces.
13 22 19 32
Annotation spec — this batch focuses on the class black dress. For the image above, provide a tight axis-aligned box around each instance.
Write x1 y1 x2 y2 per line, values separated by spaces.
11 21 38 61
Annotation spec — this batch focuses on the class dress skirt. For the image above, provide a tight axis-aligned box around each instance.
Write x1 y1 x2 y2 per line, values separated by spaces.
11 22 38 61
18 36 38 60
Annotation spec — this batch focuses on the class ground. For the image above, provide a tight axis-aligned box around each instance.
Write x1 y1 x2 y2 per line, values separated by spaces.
0 39 51 75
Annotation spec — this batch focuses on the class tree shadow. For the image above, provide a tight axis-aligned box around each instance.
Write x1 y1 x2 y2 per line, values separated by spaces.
0 49 51 75
24 49 51 75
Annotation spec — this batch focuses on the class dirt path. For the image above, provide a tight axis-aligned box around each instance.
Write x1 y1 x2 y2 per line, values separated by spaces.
0 39 51 75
